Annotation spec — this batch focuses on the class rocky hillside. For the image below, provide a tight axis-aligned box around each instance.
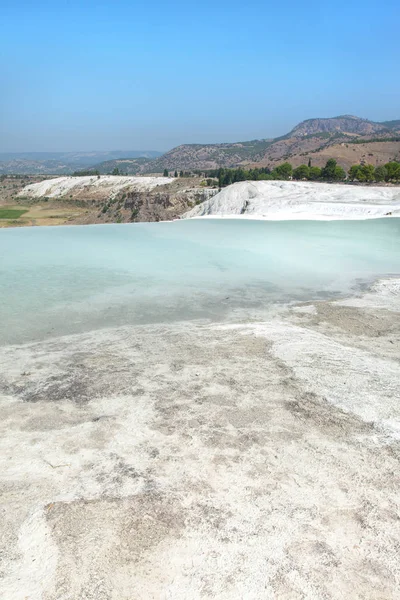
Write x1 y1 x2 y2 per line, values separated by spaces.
20 175 174 200
287 139 400 171
145 139 273 172
4 116 400 177
14 175 217 225
289 115 390 137
90 115 400 174
88 157 150 175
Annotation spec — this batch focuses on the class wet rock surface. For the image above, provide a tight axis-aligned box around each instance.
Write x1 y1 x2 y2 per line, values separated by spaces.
0 283 400 599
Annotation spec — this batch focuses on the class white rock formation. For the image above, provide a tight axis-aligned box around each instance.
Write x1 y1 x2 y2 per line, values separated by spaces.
184 180 400 220
20 175 174 199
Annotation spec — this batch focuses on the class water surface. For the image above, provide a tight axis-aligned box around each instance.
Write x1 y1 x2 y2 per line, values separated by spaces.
1 218 399 344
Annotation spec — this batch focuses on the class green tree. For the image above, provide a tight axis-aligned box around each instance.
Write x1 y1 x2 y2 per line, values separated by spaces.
361 164 375 182
174 170 178 177
235 168 247 182
333 166 346 181
384 161 400 181
163 169 169 177
374 165 388 182
180 170 184 177
292 164 310 180
112 167 120 176
321 159 338 180
308 158 312 168
273 162 293 180
348 165 363 181
308 166 322 181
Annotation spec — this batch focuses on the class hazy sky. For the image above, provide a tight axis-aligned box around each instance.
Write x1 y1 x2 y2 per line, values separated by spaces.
1 0 399 152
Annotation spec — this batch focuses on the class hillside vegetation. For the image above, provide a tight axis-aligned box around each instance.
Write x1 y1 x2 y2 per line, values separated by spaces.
208 159 400 187
2 116 399 178
86 115 400 175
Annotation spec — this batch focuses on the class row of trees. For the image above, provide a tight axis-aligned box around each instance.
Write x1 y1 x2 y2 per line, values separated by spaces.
163 169 193 177
348 162 400 182
73 169 101 176
294 160 400 182
84 160 399 184
206 160 346 187
204 159 400 187
99 160 400 184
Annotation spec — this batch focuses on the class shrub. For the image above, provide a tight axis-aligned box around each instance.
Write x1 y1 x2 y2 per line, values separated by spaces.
292 165 310 180
374 165 388 182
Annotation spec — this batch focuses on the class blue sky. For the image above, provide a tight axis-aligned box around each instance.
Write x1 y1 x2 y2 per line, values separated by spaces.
1 0 399 151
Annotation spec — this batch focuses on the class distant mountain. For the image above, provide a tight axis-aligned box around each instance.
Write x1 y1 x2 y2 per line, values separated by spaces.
88 115 400 175
380 120 400 131
0 150 162 174
138 115 400 172
87 157 151 175
143 139 274 173
3 116 400 175
288 115 389 137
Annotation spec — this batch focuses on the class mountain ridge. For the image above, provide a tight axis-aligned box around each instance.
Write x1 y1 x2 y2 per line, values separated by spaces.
92 115 400 174
288 115 389 137
1 116 399 175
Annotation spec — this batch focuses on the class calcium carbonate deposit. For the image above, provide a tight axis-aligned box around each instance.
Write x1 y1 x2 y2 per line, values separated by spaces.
21 175 174 199
1 198 400 599
184 180 400 220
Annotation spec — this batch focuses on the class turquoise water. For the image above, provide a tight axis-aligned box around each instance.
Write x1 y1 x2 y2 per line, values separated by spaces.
0 218 399 344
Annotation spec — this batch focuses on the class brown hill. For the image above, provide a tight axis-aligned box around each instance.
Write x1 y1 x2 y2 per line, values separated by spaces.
280 140 400 171
145 139 273 173
289 115 388 137
88 115 400 174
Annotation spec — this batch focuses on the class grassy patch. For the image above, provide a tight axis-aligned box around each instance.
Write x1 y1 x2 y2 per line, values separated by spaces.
0 208 28 219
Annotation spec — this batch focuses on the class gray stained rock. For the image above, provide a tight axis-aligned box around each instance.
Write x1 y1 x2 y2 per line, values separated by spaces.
0 284 400 599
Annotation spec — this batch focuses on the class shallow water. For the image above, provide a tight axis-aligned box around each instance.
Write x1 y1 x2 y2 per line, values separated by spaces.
0 218 399 344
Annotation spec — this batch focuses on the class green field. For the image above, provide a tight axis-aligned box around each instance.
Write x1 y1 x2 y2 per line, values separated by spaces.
0 208 28 219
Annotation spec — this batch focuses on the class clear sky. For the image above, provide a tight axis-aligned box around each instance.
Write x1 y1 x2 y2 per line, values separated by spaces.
1 0 399 152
